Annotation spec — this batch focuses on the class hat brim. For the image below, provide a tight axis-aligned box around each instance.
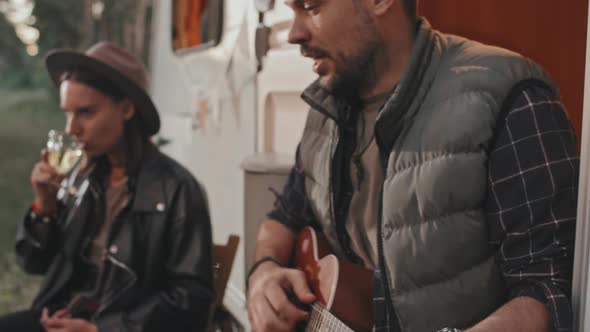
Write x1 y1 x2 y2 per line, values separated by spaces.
45 49 160 136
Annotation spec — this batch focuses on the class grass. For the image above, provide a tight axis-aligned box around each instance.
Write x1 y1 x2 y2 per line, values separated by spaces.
0 88 63 314
0 252 42 313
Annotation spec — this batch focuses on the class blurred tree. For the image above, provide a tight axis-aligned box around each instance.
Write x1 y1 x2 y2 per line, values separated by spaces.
95 0 152 59
0 0 154 90
80 0 95 48
33 0 85 51
0 13 40 88
0 14 24 66
134 0 149 57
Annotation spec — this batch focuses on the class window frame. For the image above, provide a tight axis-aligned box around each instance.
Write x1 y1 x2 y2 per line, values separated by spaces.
171 0 224 55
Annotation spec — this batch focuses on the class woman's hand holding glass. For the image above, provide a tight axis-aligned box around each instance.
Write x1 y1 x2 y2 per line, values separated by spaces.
46 129 83 175
30 130 82 216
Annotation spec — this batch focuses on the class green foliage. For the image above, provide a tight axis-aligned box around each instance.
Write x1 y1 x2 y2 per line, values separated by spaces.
32 0 85 51
0 14 24 64
0 15 33 89
0 90 63 247
1 0 153 91
0 90 63 313
0 252 42 314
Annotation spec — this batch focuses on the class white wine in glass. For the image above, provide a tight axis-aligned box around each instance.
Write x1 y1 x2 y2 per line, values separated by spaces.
46 130 83 175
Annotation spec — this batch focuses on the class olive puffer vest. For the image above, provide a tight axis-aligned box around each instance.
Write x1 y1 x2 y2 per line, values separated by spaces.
297 19 557 331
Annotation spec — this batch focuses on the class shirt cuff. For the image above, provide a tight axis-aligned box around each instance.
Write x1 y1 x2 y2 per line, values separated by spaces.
22 208 56 249
508 281 573 332
267 209 303 234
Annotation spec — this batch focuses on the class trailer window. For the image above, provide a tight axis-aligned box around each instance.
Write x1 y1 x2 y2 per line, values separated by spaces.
172 0 223 52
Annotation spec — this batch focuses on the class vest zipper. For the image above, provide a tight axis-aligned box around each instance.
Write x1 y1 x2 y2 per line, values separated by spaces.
303 91 399 317
375 117 403 331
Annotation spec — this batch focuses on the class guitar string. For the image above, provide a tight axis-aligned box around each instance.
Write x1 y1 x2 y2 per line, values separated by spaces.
308 302 353 332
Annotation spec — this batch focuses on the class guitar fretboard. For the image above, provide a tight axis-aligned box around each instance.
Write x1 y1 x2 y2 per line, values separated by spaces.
305 302 354 332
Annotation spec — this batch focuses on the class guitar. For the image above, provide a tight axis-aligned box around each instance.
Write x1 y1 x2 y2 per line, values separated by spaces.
294 227 374 332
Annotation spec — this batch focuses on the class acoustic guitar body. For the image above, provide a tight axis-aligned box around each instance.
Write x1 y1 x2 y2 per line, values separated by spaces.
294 227 374 331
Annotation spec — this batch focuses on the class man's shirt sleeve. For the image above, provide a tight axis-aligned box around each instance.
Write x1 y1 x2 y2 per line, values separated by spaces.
486 84 579 332
267 145 320 233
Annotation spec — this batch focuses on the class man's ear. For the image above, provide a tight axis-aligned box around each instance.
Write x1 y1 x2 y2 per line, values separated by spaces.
371 0 396 16
122 100 136 120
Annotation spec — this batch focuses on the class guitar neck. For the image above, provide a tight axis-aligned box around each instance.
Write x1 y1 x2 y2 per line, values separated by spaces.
305 303 355 332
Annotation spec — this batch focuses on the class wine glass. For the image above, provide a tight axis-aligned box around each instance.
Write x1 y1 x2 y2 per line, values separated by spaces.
46 130 83 175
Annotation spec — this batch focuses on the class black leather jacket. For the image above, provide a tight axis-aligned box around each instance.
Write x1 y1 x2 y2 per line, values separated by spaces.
16 145 214 331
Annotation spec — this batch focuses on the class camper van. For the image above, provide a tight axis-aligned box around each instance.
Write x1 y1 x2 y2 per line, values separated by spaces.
150 0 590 331
151 0 310 329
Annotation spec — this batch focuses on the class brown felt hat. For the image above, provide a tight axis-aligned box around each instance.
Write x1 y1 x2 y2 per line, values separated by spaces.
45 41 160 136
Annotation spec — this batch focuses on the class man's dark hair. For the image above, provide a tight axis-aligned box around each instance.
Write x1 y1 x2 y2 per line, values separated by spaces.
402 0 417 21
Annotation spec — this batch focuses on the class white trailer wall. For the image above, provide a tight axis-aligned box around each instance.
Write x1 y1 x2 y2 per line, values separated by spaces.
150 0 258 325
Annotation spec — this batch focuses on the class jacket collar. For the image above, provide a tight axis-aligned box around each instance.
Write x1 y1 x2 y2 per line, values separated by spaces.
375 18 440 152
80 143 169 214
301 80 341 122
129 143 169 213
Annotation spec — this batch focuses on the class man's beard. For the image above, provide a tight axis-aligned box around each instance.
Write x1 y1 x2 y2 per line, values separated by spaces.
325 41 380 100
321 12 381 100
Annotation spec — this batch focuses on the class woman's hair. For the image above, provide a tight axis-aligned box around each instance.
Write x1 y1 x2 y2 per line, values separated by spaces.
59 68 150 177
60 70 126 102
